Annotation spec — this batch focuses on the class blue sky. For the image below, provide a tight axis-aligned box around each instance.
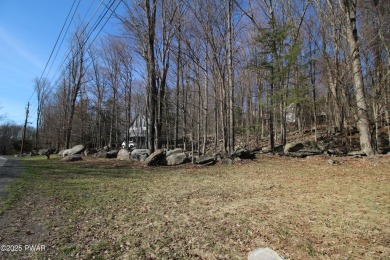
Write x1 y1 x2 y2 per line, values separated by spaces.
0 0 123 125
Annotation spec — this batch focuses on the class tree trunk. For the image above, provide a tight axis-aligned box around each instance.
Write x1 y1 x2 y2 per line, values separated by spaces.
227 0 235 154
146 0 157 153
202 44 208 155
340 0 374 156
174 35 181 149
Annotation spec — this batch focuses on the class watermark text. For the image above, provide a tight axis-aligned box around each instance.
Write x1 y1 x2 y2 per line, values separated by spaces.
1 244 46 252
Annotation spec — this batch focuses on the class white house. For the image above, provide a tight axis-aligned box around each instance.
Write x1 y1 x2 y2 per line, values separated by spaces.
128 115 147 148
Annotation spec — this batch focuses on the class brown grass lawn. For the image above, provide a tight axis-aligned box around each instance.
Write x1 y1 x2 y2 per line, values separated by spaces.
0 154 389 259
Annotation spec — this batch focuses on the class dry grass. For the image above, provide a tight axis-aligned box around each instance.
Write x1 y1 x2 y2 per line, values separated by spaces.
0 155 389 259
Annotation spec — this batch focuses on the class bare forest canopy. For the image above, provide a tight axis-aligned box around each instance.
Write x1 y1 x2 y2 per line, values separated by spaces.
4 0 389 156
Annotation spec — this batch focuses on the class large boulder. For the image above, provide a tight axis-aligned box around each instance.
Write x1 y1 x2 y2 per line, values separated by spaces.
221 158 233 164
166 148 184 157
248 247 284 260
93 150 108 158
194 155 216 165
62 149 73 157
231 148 255 159
131 149 150 161
117 149 130 160
261 147 273 153
347 150 366 157
58 150 65 156
70 144 85 155
274 144 285 154
60 154 82 162
284 141 322 157
284 142 304 153
106 150 118 158
166 152 190 166
61 145 85 157
144 149 166 166
84 149 98 157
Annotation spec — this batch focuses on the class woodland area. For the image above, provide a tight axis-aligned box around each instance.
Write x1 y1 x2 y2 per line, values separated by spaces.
1 0 389 156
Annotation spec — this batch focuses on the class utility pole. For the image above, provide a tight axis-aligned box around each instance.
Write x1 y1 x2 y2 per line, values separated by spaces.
20 102 30 155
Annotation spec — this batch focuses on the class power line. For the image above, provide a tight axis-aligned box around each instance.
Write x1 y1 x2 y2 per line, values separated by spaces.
27 0 82 116
28 0 122 120
29 0 112 118
50 0 119 87
41 0 84 86
47 0 115 91
28 0 81 104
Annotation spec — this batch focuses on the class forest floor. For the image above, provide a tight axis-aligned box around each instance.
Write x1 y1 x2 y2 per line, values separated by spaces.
0 154 389 259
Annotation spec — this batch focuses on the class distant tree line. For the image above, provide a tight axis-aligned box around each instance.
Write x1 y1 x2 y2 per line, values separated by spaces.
10 0 390 156
0 121 35 155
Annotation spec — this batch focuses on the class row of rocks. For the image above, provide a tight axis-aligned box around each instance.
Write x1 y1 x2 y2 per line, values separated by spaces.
114 147 256 166
141 147 255 166
59 141 389 164
59 145 122 162
256 141 390 157
59 143 256 165
130 148 191 166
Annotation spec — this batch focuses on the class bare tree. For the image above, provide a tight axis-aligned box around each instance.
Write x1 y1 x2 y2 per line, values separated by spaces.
64 28 86 149
34 77 50 148
339 0 374 156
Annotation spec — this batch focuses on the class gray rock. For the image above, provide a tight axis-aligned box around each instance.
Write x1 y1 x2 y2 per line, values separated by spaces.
166 152 190 166
347 151 366 157
248 247 284 260
327 148 348 155
117 149 130 160
213 152 227 161
106 150 119 158
70 144 85 155
84 149 98 157
144 149 165 166
261 147 273 153
131 149 150 161
62 149 72 157
274 145 284 154
221 158 233 164
166 148 184 157
94 151 108 158
284 142 304 153
327 159 340 165
286 151 322 158
377 147 390 155
60 154 82 162
194 155 216 165
233 157 242 163
232 148 255 159
61 145 85 157
316 142 327 152
251 147 263 153
58 150 65 156
284 142 323 157
139 154 148 162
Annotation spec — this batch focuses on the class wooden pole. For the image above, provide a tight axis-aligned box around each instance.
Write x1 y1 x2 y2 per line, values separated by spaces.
20 102 30 155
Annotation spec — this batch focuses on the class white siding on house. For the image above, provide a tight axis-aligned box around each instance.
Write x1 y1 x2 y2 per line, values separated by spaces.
129 115 147 138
